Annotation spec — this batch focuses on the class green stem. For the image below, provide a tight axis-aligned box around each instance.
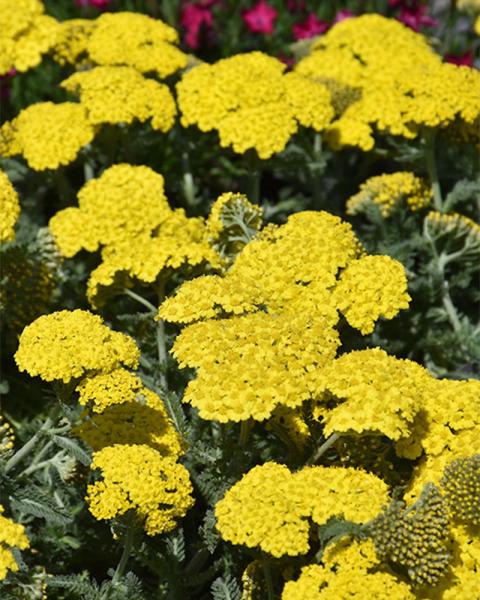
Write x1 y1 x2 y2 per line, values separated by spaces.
111 517 135 586
246 150 261 204
306 433 339 466
239 420 252 447
182 151 196 207
123 288 156 312
156 282 168 389
262 562 275 600
425 129 443 212
311 133 324 207
5 404 61 474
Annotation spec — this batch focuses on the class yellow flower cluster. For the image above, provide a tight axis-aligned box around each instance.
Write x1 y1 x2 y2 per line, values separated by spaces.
314 348 429 440
0 416 14 454
296 15 480 150
425 210 480 243
161 211 410 421
333 256 411 334
347 172 432 217
282 538 414 599
215 462 389 557
86 12 187 78
52 18 96 66
0 102 94 171
0 169 20 242
441 455 480 526
0 0 59 75
61 66 177 132
457 0 480 10
50 164 170 257
177 52 333 158
0 504 29 580
75 368 182 456
86 444 194 536
15 310 140 383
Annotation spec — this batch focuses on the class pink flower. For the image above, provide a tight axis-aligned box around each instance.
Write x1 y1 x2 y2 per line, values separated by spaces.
75 0 111 8
293 13 329 40
397 5 438 31
334 9 354 23
181 2 214 49
242 0 277 35
445 51 473 67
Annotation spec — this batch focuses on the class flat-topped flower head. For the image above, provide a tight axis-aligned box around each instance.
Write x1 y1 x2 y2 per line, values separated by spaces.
0 504 29 580
0 102 94 171
77 386 183 457
315 348 428 440
347 172 432 217
177 52 333 158
0 169 20 242
61 66 177 132
49 164 171 257
215 462 389 557
15 310 139 383
441 455 480 526
0 0 60 75
86 12 187 78
52 18 96 66
76 368 144 413
86 444 194 535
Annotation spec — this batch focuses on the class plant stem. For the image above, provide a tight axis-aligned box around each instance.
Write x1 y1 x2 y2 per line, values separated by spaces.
5 404 61 474
262 561 275 600
182 151 196 206
157 283 168 389
425 129 443 212
123 288 156 312
111 517 135 586
246 150 261 204
306 433 339 466
311 133 324 207
239 420 252 447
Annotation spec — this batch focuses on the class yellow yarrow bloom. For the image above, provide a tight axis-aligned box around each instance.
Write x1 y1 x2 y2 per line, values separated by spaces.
0 416 14 454
347 172 432 217
215 462 389 557
282 539 414 599
51 18 96 66
49 164 171 257
425 210 480 245
476 15 480 34
0 170 20 242
77 387 182 457
0 0 60 75
86 12 187 78
61 66 177 132
15 310 139 383
0 102 94 171
333 255 411 334
86 444 194 535
173 312 339 421
314 348 429 440
76 368 144 413
0 505 29 580
177 52 333 158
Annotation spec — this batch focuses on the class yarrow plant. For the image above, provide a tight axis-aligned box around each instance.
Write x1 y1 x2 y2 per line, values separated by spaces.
0 2 479 599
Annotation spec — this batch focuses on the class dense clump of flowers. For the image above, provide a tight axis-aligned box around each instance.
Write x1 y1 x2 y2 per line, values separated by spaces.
51 18 96 66
77 389 182 456
315 348 429 440
0 102 94 171
0 505 29 580
296 15 480 150
215 462 389 557
333 256 411 334
441 455 480 526
86 444 194 535
76 368 144 413
49 164 170 257
161 211 410 422
0 417 14 454
177 52 334 158
15 310 139 383
0 169 20 242
86 12 187 78
425 210 480 250
61 66 177 132
0 0 59 75
282 538 414 599
367 484 451 586
346 172 432 217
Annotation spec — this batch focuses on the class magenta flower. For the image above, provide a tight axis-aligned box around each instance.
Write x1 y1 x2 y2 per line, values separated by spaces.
181 2 214 49
293 13 329 40
445 51 473 67
397 5 438 31
75 0 111 8
242 0 278 35
334 9 354 23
